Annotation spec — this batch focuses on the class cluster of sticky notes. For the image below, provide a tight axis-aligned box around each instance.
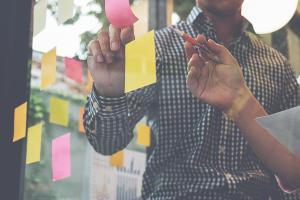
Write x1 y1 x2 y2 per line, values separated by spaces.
49 97 69 127
33 0 74 37
125 30 156 93
52 133 71 181
105 0 139 28
136 123 151 147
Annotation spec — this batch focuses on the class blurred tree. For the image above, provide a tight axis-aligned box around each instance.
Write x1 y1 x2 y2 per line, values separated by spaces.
174 0 194 20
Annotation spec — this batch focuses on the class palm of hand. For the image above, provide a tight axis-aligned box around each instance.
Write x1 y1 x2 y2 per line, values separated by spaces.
190 61 245 110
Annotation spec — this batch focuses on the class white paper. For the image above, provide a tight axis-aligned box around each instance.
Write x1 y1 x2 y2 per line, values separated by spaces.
256 106 300 156
57 0 74 24
33 0 47 37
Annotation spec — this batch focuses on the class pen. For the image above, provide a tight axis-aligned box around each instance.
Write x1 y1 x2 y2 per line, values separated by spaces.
171 27 220 63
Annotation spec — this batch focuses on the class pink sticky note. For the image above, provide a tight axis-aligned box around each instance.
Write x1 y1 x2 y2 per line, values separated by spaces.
64 57 83 83
105 0 139 28
52 133 71 181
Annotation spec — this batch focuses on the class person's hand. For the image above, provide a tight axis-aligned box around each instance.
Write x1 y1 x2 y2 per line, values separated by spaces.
87 25 135 97
184 35 251 112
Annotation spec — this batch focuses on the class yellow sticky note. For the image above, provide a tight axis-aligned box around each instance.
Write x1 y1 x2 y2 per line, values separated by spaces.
33 0 47 37
137 123 151 147
79 107 85 133
26 123 43 164
41 48 56 90
49 97 69 127
13 102 28 142
58 0 74 24
125 30 156 93
110 150 124 168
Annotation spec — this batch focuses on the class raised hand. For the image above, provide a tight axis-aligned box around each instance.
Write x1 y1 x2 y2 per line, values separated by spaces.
87 24 135 97
184 35 249 111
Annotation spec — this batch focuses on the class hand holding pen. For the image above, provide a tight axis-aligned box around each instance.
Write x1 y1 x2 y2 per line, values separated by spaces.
182 29 248 112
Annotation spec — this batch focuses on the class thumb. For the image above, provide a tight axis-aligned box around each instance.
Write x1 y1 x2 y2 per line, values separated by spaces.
207 39 233 65
120 26 135 45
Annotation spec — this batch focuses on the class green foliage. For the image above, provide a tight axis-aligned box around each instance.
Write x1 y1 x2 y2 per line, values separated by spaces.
174 0 195 20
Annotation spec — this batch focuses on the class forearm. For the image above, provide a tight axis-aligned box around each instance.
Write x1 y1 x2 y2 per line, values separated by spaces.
228 86 300 190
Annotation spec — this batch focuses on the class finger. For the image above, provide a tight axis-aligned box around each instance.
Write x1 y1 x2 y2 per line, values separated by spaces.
188 53 205 72
98 31 114 64
195 34 207 44
88 39 104 63
207 39 232 64
109 24 121 51
121 26 135 45
184 41 197 61
187 66 199 94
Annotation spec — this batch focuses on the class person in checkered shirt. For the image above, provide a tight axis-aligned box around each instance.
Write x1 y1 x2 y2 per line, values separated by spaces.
85 0 300 199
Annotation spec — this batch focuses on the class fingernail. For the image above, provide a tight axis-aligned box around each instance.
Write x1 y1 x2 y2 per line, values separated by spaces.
111 42 119 51
96 55 104 62
106 54 113 63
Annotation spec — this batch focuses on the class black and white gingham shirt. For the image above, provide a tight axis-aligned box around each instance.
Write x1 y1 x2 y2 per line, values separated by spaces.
84 7 300 200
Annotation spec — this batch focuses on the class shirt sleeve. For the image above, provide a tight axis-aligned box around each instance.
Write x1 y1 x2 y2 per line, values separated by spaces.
278 61 300 111
83 82 158 155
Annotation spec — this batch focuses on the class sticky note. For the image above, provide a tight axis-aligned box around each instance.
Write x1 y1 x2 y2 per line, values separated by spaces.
33 0 47 37
105 0 139 28
13 102 28 142
84 70 93 93
49 97 69 127
26 123 43 164
79 107 85 133
52 133 71 181
137 123 151 147
41 48 56 90
58 0 74 24
64 57 83 83
125 30 156 93
110 150 124 168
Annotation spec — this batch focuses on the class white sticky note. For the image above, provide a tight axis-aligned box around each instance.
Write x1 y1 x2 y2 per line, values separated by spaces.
33 0 47 37
58 0 74 24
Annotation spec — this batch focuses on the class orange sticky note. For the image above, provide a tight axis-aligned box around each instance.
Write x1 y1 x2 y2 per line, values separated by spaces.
49 97 69 127
84 70 93 93
26 123 43 164
79 107 85 133
110 150 124 168
13 102 28 142
41 48 56 90
137 123 151 147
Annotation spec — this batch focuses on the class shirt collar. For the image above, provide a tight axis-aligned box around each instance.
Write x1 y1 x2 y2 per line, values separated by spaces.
186 6 254 44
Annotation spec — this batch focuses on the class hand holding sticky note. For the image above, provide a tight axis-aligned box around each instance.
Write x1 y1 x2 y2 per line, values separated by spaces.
105 0 139 28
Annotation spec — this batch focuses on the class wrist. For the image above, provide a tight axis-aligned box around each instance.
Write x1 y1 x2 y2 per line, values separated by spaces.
224 85 254 121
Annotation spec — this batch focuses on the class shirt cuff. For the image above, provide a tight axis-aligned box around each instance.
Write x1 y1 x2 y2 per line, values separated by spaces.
275 175 300 194
90 85 128 117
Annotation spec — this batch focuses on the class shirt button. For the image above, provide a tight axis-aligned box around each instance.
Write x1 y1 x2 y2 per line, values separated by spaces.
104 106 113 112
225 173 232 179
219 145 226 154
91 129 96 134
93 102 99 109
